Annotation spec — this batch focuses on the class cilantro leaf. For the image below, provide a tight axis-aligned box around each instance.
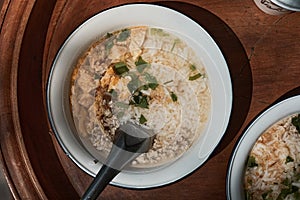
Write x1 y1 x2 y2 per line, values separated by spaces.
247 156 258 168
113 62 129 75
117 29 130 41
144 72 158 89
292 114 300 133
127 75 141 94
129 92 149 109
139 114 147 124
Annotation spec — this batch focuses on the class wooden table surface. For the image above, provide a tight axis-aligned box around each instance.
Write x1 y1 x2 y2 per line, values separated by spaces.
0 0 299 199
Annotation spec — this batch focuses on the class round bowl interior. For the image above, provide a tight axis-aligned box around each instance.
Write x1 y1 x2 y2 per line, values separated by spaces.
47 4 232 188
226 95 300 199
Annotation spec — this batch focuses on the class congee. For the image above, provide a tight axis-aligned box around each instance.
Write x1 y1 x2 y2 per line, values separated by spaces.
70 26 211 167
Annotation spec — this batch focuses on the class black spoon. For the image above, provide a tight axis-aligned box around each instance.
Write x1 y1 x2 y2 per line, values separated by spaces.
81 122 154 200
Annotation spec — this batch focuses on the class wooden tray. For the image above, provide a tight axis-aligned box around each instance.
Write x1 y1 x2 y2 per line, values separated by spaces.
1 1 254 199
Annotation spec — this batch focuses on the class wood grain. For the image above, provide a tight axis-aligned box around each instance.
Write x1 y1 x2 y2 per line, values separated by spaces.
0 0 299 199
0 1 44 199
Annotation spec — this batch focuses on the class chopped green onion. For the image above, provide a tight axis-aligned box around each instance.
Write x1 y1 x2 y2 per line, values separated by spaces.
247 156 258 168
136 64 148 73
144 73 158 89
189 73 202 81
163 80 173 85
292 114 300 133
144 72 156 82
129 92 149 109
135 56 149 73
140 84 149 91
135 56 148 66
105 39 114 52
171 39 180 52
117 29 130 41
113 62 129 75
170 92 178 102
139 114 147 124
127 76 141 94
189 64 197 71
136 96 149 109
126 70 159 97
148 83 158 90
286 156 294 164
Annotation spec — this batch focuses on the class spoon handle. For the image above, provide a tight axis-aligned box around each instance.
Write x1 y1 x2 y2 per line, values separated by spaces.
81 165 120 200
81 124 153 200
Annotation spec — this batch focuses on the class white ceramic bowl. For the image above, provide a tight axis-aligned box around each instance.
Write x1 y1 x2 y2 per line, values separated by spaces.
227 95 300 199
47 4 232 188
271 0 300 11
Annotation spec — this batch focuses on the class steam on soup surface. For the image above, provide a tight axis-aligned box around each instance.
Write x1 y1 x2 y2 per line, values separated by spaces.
70 26 211 167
